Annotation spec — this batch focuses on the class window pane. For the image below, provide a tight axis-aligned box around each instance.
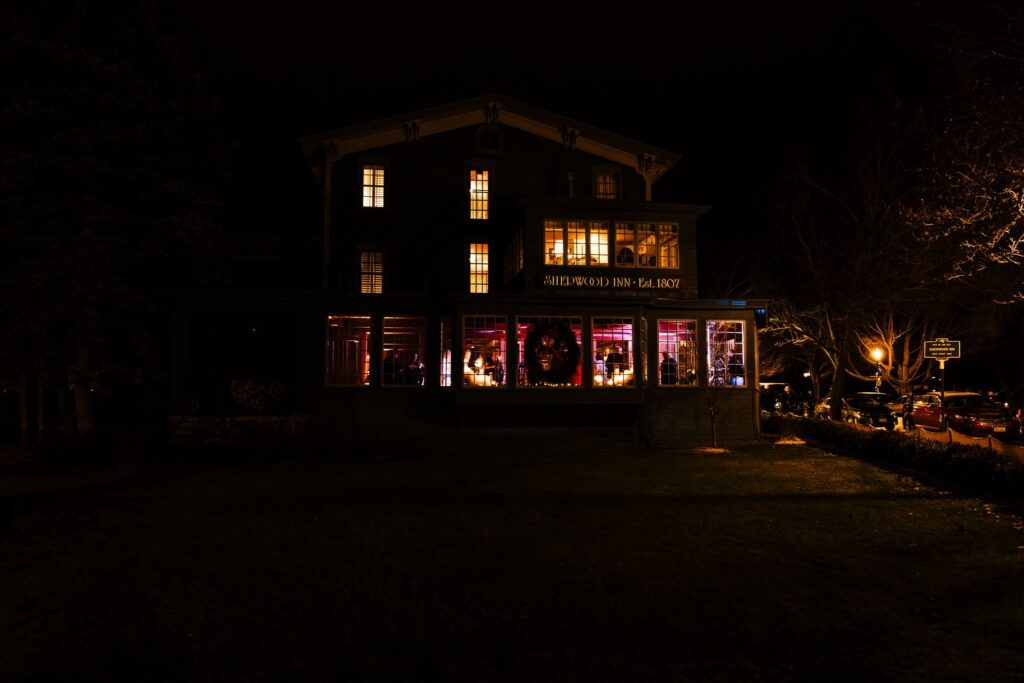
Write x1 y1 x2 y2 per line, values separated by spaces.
615 223 635 266
516 317 583 387
659 224 679 269
463 316 506 387
596 173 618 199
325 315 371 386
658 319 697 386
707 320 745 387
592 318 634 387
469 243 489 294
469 169 489 219
362 165 384 208
566 221 587 266
440 318 452 387
545 220 565 265
637 223 657 268
382 317 426 386
360 251 382 294
589 221 609 266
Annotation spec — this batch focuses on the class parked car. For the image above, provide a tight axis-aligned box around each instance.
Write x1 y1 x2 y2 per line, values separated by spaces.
906 391 1022 438
813 395 895 429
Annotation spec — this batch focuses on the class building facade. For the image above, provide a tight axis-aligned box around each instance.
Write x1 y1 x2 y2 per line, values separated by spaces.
171 95 766 444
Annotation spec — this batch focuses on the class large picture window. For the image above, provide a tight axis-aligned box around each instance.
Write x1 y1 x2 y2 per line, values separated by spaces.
544 220 609 266
382 317 426 386
658 319 698 386
515 317 583 387
325 316 371 386
707 320 745 387
614 223 678 268
592 318 634 387
463 316 506 387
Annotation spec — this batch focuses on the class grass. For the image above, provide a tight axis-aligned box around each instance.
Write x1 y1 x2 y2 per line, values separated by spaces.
2 438 1024 681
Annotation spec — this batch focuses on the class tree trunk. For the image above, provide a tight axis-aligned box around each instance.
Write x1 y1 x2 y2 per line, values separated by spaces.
829 326 855 421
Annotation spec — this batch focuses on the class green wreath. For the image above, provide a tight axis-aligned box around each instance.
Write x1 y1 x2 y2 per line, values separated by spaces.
524 319 580 385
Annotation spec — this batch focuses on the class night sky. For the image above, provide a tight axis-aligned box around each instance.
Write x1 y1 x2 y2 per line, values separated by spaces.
185 2 976 253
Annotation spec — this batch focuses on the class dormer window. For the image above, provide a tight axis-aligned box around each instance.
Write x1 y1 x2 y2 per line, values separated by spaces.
595 172 619 199
475 125 503 153
362 165 385 208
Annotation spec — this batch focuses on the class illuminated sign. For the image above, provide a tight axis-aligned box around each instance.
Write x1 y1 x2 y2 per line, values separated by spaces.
924 338 961 359
541 274 682 290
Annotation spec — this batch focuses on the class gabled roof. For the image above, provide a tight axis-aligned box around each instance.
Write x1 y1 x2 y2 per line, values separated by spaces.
300 94 681 182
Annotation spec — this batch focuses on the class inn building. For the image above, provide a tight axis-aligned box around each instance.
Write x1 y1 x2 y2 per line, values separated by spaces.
171 95 767 443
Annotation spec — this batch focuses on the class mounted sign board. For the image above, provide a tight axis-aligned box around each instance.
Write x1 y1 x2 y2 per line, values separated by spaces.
924 338 961 359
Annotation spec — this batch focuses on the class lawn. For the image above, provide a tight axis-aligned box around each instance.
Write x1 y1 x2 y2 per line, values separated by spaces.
2 437 1023 681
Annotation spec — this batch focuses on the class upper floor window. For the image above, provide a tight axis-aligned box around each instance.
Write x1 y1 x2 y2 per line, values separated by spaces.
362 165 385 208
595 172 619 199
469 169 489 219
475 125 503 153
544 220 609 267
614 222 678 268
469 243 489 293
360 251 382 294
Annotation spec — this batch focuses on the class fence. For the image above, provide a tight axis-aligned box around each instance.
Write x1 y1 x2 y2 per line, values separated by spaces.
909 424 1024 464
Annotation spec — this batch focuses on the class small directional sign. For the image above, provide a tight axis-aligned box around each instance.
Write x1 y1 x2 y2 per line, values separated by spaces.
924 338 961 359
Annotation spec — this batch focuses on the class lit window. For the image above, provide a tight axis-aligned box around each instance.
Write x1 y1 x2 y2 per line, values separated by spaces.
360 251 382 293
516 317 583 387
362 165 384 208
325 316 371 386
382 317 426 386
707 320 745 387
592 318 634 387
615 223 636 266
595 173 618 199
463 316 506 387
440 318 452 387
659 224 679 269
614 222 678 268
469 243 488 293
469 169 489 219
658 320 698 386
544 220 609 266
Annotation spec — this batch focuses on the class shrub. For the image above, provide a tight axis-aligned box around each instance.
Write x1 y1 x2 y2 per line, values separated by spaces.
764 415 1024 497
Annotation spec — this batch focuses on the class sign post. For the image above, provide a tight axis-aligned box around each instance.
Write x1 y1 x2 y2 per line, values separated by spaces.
924 338 961 431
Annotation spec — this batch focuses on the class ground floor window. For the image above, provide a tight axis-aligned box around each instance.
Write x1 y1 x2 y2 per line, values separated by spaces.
658 319 698 386
515 317 583 387
463 316 506 387
382 317 426 386
326 315 371 386
592 318 634 387
707 320 745 386
440 317 452 387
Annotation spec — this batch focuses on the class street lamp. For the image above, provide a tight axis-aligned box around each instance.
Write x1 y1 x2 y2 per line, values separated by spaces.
871 347 884 392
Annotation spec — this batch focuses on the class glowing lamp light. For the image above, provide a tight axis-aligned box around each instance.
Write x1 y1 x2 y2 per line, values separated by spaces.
871 348 884 362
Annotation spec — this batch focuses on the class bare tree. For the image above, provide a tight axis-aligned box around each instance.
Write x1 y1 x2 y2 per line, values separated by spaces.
847 312 934 395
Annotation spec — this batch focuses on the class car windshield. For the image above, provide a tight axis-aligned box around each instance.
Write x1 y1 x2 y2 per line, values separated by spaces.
944 395 994 410
847 396 882 409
